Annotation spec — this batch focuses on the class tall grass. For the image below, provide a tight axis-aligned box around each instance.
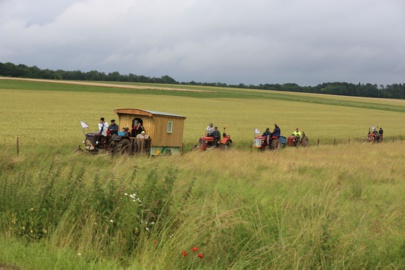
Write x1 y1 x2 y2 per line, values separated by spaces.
0 142 404 269
1 79 404 268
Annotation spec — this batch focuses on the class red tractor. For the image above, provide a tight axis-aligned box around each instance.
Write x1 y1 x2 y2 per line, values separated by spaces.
286 132 309 147
252 135 286 151
197 127 233 150
366 132 382 143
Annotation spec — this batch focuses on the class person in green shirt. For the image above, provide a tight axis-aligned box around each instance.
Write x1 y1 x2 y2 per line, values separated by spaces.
213 127 221 147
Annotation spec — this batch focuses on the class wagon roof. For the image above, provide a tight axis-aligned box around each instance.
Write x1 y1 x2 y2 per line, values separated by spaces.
114 108 186 119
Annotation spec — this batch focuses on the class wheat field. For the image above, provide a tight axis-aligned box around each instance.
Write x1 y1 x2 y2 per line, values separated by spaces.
1 79 405 150
0 79 404 269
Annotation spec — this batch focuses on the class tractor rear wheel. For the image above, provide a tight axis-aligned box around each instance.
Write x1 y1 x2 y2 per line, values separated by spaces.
270 138 280 150
301 136 309 147
222 141 232 149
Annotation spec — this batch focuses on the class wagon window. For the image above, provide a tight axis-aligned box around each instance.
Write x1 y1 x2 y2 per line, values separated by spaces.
167 121 173 134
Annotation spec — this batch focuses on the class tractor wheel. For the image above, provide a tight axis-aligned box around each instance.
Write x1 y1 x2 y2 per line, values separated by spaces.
222 141 232 149
301 137 309 147
270 138 280 150
114 139 130 154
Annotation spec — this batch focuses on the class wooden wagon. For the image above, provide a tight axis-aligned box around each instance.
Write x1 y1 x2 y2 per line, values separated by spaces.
114 108 186 155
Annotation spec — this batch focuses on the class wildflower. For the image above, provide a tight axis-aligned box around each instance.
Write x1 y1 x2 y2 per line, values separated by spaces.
124 193 128 196
198 253 204 259
182 251 187 257
192 246 198 252
110 220 114 223
154 240 158 245
77 253 82 256
146 227 149 231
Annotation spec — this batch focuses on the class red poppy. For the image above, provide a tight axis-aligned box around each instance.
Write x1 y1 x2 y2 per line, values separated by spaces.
198 253 204 259
154 240 158 245
182 251 187 257
192 246 198 252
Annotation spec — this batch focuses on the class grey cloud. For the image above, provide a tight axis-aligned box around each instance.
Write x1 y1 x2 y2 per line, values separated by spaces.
1 0 404 85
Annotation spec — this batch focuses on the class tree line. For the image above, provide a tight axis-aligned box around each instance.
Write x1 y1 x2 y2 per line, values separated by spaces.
1 62 404 99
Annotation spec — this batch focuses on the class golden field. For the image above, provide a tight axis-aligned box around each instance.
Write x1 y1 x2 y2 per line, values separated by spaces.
1 79 405 149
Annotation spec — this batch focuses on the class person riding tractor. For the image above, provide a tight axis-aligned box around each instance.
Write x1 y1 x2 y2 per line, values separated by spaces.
292 128 302 143
198 126 232 150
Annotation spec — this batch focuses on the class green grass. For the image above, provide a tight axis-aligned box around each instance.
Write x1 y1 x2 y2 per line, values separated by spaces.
2 78 405 112
0 144 404 269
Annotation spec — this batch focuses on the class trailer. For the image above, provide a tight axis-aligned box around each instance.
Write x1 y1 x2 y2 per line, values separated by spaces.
82 108 186 156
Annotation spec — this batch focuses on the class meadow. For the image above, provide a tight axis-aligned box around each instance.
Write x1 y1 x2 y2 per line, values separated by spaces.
0 78 404 269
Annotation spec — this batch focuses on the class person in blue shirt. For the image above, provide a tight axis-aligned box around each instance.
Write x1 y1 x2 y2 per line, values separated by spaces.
273 124 281 137
262 128 272 137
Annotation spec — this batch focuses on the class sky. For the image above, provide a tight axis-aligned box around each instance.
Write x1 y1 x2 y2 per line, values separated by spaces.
1 0 404 86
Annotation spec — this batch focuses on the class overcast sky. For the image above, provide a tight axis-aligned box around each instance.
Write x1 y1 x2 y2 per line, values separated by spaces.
1 0 404 86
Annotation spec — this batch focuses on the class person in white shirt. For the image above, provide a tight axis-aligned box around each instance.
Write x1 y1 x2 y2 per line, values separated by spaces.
98 117 109 136
206 123 214 137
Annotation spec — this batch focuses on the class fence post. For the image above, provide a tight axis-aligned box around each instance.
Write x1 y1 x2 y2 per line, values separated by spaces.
17 137 20 156
334 139 336 146
317 138 320 146
348 138 350 145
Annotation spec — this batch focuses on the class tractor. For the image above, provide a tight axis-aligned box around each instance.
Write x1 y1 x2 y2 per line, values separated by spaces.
252 134 286 151
286 132 309 147
366 132 382 143
83 132 131 155
197 127 233 150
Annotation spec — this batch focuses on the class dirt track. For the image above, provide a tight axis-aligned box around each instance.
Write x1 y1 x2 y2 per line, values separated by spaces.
0 77 213 93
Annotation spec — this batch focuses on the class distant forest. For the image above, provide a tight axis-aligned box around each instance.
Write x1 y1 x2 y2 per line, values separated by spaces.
1 62 404 99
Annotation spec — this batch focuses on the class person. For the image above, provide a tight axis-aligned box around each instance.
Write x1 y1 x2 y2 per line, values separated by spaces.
118 127 130 136
378 127 384 141
379 127 383 137
132 122 145 137
97 117 109 148
292 127 301 144
292 127 301 138
262 128 272 145
98 117 109 136
108 119 119 136
136 131 149 153
136 130 148 139
373 128 378 135
206 123 214 137
273 124 281 137
262 128 272 137
213 127 221 147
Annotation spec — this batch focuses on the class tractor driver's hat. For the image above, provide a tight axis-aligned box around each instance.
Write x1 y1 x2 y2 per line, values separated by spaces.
141 131 145 134
124 127 129 130
111 119 115 122
296 128 299 130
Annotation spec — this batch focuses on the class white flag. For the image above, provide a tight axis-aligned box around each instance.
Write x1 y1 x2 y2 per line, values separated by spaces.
80 120 89 129
254 128 261 134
